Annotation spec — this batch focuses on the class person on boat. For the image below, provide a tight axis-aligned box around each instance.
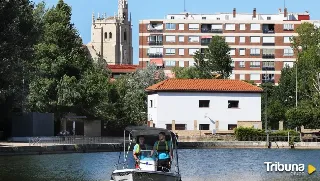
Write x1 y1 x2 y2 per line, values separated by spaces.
151 132 173 172
133 135 147 168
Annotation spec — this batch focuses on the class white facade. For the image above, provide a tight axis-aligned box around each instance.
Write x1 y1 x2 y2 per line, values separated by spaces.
148 92 261 131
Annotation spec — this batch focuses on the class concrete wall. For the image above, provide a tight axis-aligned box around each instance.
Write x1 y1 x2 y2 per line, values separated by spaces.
148 92 261 131
84 120 101 137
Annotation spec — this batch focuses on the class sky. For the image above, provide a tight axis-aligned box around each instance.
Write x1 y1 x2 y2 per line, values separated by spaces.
32 0 320 64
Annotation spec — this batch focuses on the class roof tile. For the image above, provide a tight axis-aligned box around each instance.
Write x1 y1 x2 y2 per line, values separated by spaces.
146 79 263 92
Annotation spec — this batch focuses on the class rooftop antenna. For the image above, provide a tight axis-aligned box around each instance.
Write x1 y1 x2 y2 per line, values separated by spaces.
184 0 186 12
284 0 286 9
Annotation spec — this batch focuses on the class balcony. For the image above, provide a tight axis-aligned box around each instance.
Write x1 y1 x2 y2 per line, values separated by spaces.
201 38 211 45
147 53 163 58
200 48 207 54
147 22 163 32
262 66 275 71
262 24 275 34
148 41 163 46
201 24 223 33
262 42 275 46
262 54 275 59
262 79 275 83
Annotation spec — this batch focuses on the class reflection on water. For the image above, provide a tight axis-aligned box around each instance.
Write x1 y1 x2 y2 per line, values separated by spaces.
0 149 320 181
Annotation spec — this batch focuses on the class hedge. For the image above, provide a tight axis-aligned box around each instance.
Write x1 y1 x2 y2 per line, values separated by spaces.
234 127 300 142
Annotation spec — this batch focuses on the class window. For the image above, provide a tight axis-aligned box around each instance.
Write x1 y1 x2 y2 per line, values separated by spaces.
239 74 245 80
225 36 235 43
202 17 206 20
188 36 200 42
178 36 184 42
179 24 184 30
228 100 239 108
239 48 246 56
240 36 245 43
262 74 275 83
250 73 260 80
165 23 176 30
189 48 198 55
124 32 126 41
284 48 294 56
216 17 220 20
148 47 163 54
267 17 271 20
250 48 260 55
283 24 294 30
250 61 260 68
284 36 291 43
263 61 275 67
189 60 195 67
149 100 153 108
165 35 175 42
165 48 175 55
175 124 186 130
166 124 172 130
225 15 229 20
199 100 210 108
165 60 176 66
188 24 199 30
104 32 108 39
212 24 223 29
250 36 260 43
170 16 174 19
262 48 275 55
239 61 245 68
225 23 235 30
240 24 246 30
199 124 210 130
229 48 235 55
179 60 184 67
250 24 260 30
178 49 184 55
283 61 294 68
228 124 237 130
262 37 275 43
231 61 235 67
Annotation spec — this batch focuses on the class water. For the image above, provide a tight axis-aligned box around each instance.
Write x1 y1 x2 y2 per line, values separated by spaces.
0 149 320 181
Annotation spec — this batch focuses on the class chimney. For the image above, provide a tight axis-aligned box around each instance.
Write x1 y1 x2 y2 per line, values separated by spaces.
233 8 236 18
253 8 256 18
284 8 287 17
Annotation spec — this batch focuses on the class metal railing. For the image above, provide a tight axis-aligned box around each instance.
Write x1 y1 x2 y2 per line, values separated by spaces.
178 135 305 142
28 136 125 146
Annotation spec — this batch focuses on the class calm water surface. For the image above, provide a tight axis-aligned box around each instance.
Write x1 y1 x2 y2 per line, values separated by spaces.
0 149 320 181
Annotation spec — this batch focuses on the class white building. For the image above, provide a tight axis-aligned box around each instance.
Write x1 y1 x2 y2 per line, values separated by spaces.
146 79 263 132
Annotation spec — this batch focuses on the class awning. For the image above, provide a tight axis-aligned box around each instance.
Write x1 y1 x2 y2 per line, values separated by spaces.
150 58 163 66
201 36 212 39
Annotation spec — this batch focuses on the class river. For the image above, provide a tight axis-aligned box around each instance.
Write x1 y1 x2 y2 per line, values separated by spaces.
0 149 319 181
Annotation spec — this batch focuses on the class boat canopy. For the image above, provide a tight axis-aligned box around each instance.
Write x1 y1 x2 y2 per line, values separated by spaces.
125 126 176 139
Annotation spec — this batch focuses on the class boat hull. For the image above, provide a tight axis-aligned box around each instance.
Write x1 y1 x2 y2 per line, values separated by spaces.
110 169 181 181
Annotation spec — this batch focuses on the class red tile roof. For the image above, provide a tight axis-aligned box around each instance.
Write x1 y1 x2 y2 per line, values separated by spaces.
146 79 263 93
107 64 140 73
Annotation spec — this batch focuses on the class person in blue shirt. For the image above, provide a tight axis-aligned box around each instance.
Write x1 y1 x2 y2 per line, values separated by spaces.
133 135 147 168
151 132 173 172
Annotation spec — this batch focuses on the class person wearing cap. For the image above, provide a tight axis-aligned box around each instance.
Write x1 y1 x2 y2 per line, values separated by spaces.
151 132 173 172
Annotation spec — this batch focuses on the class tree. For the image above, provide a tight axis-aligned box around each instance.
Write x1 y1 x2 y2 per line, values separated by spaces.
113 65 167 129
196 36 233 79
172 66 203 79
27 0 92 118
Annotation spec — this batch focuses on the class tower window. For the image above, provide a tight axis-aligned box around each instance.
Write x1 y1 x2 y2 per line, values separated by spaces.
109 32 112 39
124 31 127 41
104 32 108 39
123 13 126 19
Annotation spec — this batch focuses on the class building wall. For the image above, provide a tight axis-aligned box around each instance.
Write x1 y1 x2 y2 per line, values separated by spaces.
148 92 261 131
139 9 319 84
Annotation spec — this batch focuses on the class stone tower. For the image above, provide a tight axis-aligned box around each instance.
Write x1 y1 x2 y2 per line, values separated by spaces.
86 0 133 65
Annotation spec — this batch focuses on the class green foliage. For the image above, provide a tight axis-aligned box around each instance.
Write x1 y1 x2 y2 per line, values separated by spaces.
234 127 299 141
173 36 233 79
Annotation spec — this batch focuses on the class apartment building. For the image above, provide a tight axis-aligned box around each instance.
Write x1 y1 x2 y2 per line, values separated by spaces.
139 8 319 84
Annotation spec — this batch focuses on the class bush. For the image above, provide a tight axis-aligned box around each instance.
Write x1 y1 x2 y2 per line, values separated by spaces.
234 127 300 141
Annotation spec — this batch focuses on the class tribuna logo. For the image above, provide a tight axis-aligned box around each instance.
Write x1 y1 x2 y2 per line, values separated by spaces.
264 162 305 172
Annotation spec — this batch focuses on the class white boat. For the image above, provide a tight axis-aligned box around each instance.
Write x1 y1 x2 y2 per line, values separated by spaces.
110 126 182 181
